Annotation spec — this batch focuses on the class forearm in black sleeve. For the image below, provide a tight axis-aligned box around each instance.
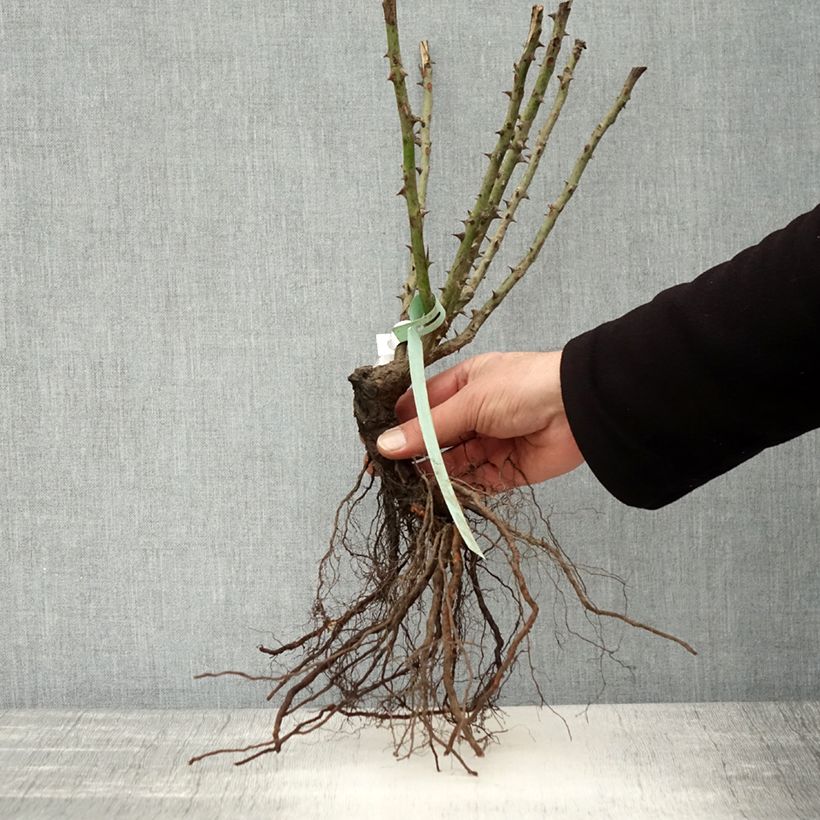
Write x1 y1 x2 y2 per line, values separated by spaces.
559 203 820 509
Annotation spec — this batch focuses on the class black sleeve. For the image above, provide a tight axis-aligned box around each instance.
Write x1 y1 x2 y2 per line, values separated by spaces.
559 203 820 510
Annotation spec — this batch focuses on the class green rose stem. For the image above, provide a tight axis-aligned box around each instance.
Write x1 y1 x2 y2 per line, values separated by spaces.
462 2 574 293
417 41 433 219
399 39 434 322
439 3 547 319
433 64 647 362
383 0 434 314
455 38 587 315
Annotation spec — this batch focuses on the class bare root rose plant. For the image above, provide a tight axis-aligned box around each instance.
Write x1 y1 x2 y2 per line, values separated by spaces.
189 0 694 776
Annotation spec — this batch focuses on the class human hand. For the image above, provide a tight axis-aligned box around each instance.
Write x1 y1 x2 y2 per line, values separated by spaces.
375 350 584 493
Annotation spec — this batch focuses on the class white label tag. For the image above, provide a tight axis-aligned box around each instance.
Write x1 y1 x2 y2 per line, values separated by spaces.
375 332 398 365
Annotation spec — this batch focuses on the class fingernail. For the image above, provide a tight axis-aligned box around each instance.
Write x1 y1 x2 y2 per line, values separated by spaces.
377 426 406 453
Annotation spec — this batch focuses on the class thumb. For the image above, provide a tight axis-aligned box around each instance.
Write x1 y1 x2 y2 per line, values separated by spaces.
376 387 477 459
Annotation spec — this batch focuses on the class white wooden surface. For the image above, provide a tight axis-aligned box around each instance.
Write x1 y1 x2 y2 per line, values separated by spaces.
1 703 819 819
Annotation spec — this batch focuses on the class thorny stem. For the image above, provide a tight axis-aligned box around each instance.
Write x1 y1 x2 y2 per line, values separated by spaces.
400 40 434 319
456 38 587 313
439 1 573 328
482 4 573 236
432 65 647 363
439 4 545 318
383 0 434 313
418 41 433 217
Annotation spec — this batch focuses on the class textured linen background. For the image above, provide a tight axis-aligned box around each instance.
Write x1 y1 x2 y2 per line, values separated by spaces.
2 0 818 709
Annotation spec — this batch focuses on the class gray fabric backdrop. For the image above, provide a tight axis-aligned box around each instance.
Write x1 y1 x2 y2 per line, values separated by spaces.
2 0 818 709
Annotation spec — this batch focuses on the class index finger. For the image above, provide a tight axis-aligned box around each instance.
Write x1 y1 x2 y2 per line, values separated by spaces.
395 359 471 423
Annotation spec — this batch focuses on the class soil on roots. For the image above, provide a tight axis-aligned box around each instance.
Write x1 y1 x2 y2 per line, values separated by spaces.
188 362 695 775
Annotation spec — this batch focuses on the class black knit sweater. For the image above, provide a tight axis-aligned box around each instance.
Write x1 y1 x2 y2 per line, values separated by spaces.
560 204 820 509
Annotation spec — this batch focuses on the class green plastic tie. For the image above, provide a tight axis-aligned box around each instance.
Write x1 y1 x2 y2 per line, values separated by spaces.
392 295 485 560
